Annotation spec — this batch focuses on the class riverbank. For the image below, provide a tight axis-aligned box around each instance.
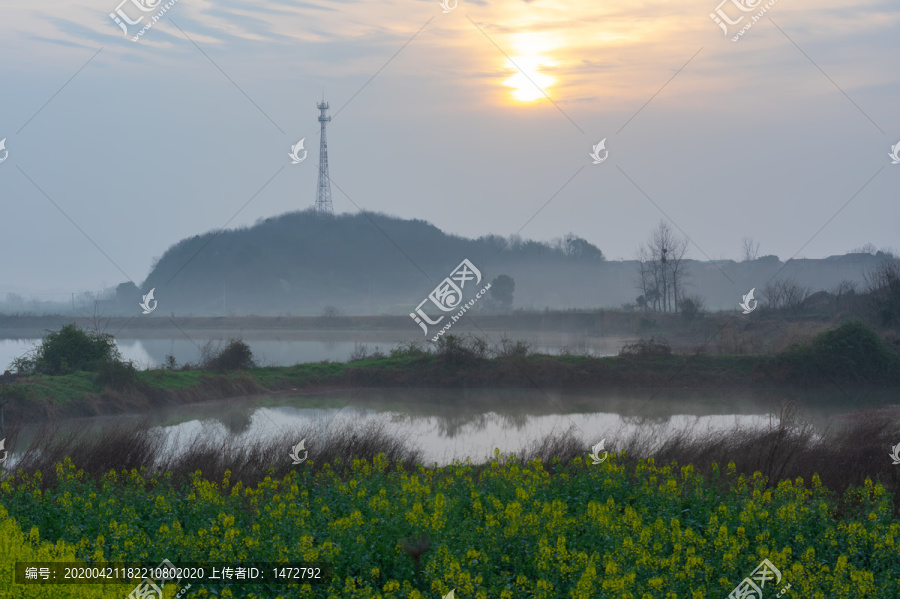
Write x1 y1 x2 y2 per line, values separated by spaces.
1 322 898 423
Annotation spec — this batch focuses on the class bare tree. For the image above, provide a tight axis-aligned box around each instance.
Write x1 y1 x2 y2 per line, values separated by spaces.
666 234 690 313
761 277 811 313
77 292 111 336
741 237 760 262
850 243 878 255
831 280 857 312
649 221 689 313
634 222 690 313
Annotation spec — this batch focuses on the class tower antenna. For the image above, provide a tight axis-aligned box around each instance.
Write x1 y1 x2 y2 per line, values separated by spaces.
314 98 333 216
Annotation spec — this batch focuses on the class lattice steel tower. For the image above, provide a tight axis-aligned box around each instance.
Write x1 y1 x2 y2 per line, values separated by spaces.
314 99 334 216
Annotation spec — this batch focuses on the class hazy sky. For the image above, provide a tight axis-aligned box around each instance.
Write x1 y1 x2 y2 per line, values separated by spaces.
1 0 898 298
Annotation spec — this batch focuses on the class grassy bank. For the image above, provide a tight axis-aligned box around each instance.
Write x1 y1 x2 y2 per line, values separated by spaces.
2 322 899 423
1 412 899 598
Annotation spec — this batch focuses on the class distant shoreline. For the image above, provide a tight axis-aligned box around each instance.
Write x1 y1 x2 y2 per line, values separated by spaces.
3 346 898 424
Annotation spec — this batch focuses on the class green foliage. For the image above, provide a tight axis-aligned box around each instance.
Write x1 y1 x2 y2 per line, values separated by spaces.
775 321 900 383
201 338 257 371
0 506 120 598
12 324 121 376
1 457 897 597
388 341 430 360
93 356 138 390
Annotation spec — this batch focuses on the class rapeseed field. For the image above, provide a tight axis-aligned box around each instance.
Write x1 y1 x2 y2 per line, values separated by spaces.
0 451 897 598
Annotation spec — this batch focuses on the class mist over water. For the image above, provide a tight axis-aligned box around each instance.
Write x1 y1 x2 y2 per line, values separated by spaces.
9 387 896 468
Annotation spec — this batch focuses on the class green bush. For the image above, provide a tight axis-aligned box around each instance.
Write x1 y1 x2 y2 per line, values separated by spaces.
11 325 121 376
775 321 900 383
93 357 138 390
202 338 257 371
388 341 430 359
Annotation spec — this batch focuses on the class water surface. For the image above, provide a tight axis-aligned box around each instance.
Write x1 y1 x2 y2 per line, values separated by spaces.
7 387 896 467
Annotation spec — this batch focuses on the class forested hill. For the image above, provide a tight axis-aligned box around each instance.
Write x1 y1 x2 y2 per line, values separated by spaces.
128 209 605 316
115 209 886 316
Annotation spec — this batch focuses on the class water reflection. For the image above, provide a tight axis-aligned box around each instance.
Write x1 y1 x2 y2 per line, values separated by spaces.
8 387 896 467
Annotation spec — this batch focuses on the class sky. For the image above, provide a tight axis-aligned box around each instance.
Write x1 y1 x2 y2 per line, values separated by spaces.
0 0 898 299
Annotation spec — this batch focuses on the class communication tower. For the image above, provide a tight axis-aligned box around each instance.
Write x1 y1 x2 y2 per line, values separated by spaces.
314 99 333 216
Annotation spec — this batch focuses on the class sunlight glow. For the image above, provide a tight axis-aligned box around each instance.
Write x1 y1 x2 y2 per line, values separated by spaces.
499 30 562 104
503 55 558 102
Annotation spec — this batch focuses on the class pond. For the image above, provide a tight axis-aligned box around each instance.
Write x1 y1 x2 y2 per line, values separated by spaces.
5 387 897 467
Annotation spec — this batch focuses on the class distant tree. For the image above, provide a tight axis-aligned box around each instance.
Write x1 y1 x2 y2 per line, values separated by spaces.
680 294 706 322
863 256 900 327
490 275 515 308
551 233 605 260
761 277 811 314
115 282 140 311
850 243 878 255
321 305 343 318
741 237 760 262
634 221 689 313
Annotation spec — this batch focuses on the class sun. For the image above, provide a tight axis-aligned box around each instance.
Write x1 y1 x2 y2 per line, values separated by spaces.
503 55 558 102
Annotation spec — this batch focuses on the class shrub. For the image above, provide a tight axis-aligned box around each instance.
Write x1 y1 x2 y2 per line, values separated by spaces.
11 324 121 376
434 334 483 366
680 295 705 322
348 342 370 362
775 321 900 383
619 336 671 358
389 341 430 359
93 356 138 390
201 338 257 371
493 337 531 360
